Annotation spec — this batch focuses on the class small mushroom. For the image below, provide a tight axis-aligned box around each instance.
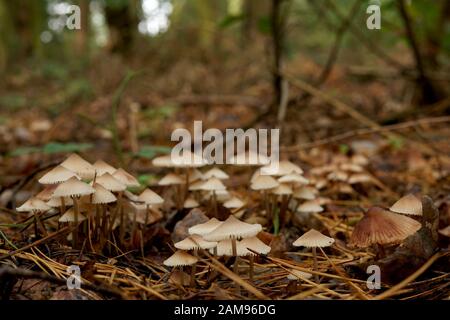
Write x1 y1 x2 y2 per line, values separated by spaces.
163 250 199 287
60 153 95 180
293 229 335 282
239 236 271 281
389 194 423 216
199 177 226 217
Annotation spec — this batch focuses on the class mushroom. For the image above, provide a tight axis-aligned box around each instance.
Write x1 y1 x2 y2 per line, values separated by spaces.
183 197 199 209
199 177 226 217
293 186 317 200
189 218 222 236
389 194 422 216
251 175 279 221
174 234 218 287
52 177 95 248
293 229 335 282
223 196 245 212
203 167 229 180
136 188 164 235
297 200 324 213
261 160 303 176
59 208 87 239
350 206 422 257
270 183 293 234
203 215 262 278
92 160 116 176
90 183 117 241
286 269 313 291
239 236 271 281
163 250 199 287
158 173 184 208
16 197 51 237
60 153 95 180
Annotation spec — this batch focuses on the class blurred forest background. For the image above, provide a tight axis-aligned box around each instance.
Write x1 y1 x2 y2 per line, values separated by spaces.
0 0 449 193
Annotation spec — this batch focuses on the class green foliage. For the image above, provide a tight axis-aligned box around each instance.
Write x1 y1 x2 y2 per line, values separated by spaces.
8 142 93 157
219 14 244 29
257 16 271 34
0 94 27 111
135 145 172 159
273 207 280 236
388 136 404 150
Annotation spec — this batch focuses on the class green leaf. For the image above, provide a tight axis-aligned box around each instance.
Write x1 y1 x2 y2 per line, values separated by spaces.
258 16 271 34
273 208 280 236
136 145 172 159
8 142 93 157
339 144 350 155
218 14 244 29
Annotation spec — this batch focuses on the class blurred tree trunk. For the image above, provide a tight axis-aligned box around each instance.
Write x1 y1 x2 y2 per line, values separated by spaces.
74 0 90 58
270 0 284 116
423 0 450 69
104 0 139 54
0 0 14 72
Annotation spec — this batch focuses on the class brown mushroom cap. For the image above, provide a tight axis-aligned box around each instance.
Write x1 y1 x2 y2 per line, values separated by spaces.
350 206 422 248
163 250 198 267
389 194 422 216
52 177 95 198
38 165 80 184
293 229 335 248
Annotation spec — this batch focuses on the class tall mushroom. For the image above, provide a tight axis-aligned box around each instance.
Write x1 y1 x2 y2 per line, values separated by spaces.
199 177 226 217
293 229 335 282
239 236 271 281
53 177 95 248
16 197 51 237
136 188 164 235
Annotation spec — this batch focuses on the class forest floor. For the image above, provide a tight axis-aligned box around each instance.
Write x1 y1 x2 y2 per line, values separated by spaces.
0 49 449 300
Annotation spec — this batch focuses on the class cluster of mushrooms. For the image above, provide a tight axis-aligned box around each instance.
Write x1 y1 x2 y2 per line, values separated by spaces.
16 153 164 252
14 151 431 293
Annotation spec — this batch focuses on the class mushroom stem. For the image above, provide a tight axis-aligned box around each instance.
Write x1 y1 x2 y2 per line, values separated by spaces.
249 254 254 282
143 204 149 235
118 192 125 245
312 247 318 282
72 196 79 249
60 197 66 214
190 251 198 288
212 191 218 218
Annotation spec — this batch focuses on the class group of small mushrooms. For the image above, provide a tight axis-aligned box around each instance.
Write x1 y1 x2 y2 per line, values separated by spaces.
14 151 432 292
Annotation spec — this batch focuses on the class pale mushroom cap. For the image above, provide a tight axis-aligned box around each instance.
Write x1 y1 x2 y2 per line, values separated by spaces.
297 200 324 213
91 183 117 204
92 160 116 176
350 206 422 248
261 160 303 176
327 171 349 182
46 196 73 207
95 173 127 192
271 183 293 195
112 168 140 187
124 190 139 201
60 153 95 179
188 218 223 236
137 188 164 205
293 229 335 248
239 237 271 255
287 269 313 281
183 197 199 208
310 164 337 176
348 173 372 184
229 151 270 166
250 175 279 190
278 173 309 185
250 169 261 183
16 197 51 212
158 173 184 185
38 165 80 184
215 239 249 256
173 150 207 168
339 163 364 173
163 250 198 267
438 225 450 237
351 154 369 166
203 215 262 241
36 185 58 201
188 168 204 182
203 167 229 180
174 234 218 250
293 187 317 200
52 177 95 197
223 197 245 209
58 208 87 223
389 194 422 216
152 155 174 167
315 178 328 190
199 177 226 191
189 180 205 191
